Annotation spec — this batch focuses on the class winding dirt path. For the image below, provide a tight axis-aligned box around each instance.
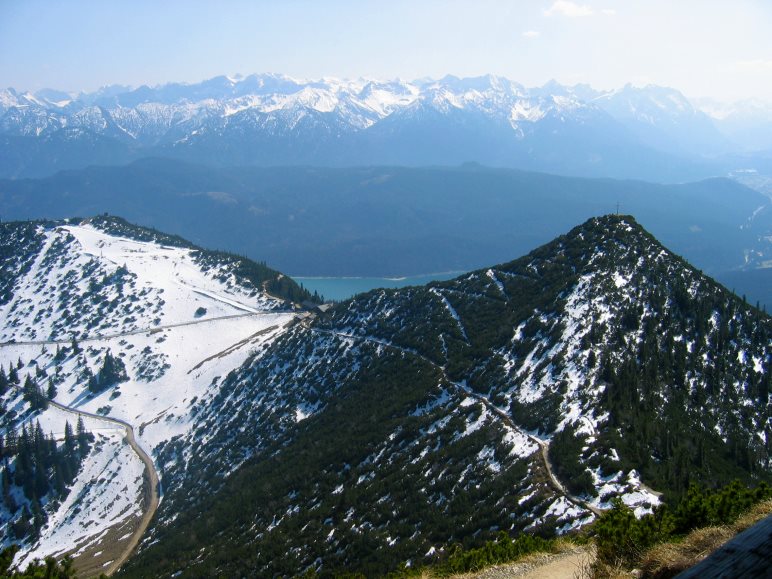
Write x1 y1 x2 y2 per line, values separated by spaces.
455 545 595 579
0 309 303 348
454 379 603 517
309 326 603 517
46 400 160 576
3 307 306 573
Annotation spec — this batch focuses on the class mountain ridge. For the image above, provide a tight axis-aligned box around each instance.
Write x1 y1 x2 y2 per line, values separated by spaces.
0 74 739 181
0 214 767 576
109 214 770 577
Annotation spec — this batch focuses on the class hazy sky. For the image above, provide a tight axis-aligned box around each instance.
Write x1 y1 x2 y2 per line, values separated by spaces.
2 0 771 101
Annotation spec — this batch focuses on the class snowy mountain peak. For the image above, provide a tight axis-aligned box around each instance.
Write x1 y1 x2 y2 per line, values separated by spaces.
0 73 747 179
0 74 707 137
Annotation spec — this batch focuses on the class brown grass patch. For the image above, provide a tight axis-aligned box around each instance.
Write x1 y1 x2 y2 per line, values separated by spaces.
637 499 772 579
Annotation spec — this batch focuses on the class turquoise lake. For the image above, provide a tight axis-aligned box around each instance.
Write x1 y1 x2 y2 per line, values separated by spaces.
293 272 465 302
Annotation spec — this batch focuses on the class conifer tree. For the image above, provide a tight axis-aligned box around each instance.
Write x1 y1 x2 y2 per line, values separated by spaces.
63 422 75 457
88 349 127 393
0 366 8 396
76 417 90 455
46 378 57 400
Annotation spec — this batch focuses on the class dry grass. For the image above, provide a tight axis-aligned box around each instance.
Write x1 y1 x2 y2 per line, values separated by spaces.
637 499 772 579
419 500 772 579
583 560 636 579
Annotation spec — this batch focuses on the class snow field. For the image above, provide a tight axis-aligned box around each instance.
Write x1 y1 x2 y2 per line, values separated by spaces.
16 430 144 567
0 222 300 567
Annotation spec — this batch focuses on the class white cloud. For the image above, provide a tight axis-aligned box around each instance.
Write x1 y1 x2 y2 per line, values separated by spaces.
523 30 541 39
600 8 616 16
544 1 594 18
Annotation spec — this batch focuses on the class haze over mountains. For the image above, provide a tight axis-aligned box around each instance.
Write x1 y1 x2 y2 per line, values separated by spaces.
2 74 772 182
2 159 770 309
0 70 771 577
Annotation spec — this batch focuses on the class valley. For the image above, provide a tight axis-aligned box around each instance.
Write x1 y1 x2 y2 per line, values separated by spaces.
5 3 772 576
1 160 770 309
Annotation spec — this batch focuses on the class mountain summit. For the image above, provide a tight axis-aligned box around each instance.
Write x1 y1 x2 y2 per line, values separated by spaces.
108 214 769 577
0 215 767 576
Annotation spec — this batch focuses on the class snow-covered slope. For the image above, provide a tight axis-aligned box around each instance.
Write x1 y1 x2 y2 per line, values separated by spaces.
121 215 771 578
2 215 769 577
0 218 302 571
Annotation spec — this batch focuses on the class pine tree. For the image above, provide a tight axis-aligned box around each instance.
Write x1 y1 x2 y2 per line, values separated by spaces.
46 378 57 400
13 505 32 540
33 422 46 461
88 349 127 393
76 417 90 455
63 421 75 457
34 461 48 499
5 429 17 457
22 376 47 411
2 468 16 513
22 375 35 403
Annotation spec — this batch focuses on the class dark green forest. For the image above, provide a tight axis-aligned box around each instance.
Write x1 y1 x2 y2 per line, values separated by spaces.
119 216 771 577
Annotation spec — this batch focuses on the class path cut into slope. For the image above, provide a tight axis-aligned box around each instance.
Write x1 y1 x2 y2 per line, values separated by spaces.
453 545 594 579
0 310 295 348
45 400 159 576
308 325 603 518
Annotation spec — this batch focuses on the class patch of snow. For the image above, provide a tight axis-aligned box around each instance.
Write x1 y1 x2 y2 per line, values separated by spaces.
16 430 144 566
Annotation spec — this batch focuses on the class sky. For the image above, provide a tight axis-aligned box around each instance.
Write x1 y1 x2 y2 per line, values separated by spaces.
1 0 771 102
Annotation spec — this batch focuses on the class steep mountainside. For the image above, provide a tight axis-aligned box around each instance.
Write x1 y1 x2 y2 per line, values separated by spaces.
0 217 312 574
0 75 728 181
117 215 770 578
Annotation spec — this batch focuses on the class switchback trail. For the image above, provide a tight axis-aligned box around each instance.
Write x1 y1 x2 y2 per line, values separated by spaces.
308 326 604 517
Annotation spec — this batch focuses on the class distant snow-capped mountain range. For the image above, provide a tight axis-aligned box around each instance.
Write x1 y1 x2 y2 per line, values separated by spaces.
0 74 769 180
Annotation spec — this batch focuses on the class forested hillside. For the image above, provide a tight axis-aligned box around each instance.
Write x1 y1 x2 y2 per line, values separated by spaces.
0 160 769 297
120 215 771 577
0 216 313 570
